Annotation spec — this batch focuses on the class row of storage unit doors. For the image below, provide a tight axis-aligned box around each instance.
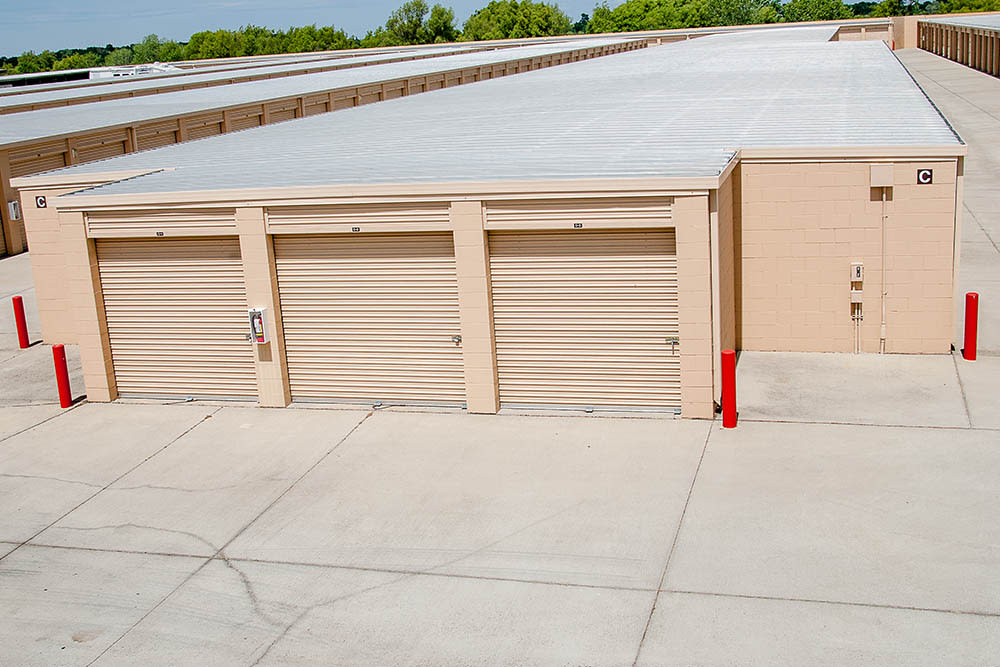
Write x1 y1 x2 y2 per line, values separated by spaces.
96 229 681 410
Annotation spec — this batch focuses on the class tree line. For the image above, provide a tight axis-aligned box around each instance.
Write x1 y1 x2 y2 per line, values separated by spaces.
3 0 996 75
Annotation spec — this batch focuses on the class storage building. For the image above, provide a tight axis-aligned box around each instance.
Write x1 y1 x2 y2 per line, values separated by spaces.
13 27 964 417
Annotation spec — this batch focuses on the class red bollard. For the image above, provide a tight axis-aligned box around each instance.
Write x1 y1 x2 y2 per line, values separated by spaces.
52 344 72 408
963 292 979 362
721 349 737 428
12 296 29 349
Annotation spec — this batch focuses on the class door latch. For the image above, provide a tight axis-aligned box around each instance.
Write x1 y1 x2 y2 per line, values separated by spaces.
451 335 463 345
666 337 679 354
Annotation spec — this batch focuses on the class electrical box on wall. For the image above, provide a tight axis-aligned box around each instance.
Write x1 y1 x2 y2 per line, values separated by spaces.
851 262 864 282
870 164 893 188
6 200 21 221
248 308 269 344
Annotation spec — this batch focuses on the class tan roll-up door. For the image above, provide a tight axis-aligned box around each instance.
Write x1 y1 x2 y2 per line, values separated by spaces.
96 237 257 398
274 233 464 405
489 229 680 410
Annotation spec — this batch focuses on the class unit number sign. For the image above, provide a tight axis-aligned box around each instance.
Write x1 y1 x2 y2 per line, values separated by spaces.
916 169 933 185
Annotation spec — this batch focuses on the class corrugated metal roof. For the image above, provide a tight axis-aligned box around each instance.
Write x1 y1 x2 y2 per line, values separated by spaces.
0 38 629 148
923 13 1000 30
58 30 961 196
0 45 475 111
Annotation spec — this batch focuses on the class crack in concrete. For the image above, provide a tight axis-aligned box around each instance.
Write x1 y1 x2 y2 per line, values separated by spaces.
246 491 594 663
86 409 376 666
110 482 254 494
52 522 220 553
0 407 222 565
0 473 101 489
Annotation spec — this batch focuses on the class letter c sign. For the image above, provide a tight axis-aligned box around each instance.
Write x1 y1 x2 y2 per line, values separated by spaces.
917 169 933 185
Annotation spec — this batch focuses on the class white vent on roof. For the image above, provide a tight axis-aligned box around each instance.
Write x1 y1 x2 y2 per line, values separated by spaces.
89 63 182 80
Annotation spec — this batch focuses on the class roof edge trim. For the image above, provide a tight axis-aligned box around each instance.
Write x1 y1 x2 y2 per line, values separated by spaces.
739 145 966 159
11 169 164 189
54 176 721 209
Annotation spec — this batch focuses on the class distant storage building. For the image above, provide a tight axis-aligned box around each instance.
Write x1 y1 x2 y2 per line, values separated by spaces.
0 38 640 256
13 27 964 418
918 13 1000 75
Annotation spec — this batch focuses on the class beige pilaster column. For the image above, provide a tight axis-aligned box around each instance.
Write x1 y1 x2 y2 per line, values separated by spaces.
59 210 117 401
450 200 499 414
236 207 291 407
674 194 715 419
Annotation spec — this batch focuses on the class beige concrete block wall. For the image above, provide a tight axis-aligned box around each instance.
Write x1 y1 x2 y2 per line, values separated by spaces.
674 194 716 419
717 171 737 355
20 186 79 344
0 152 25 255
236 208 292 408
58 210 117 401
738 160 958 354
834 25 892 43
451 201 500 414
894 16 920 50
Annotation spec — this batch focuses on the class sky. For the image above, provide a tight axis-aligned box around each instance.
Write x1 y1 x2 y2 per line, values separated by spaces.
0 0 600 56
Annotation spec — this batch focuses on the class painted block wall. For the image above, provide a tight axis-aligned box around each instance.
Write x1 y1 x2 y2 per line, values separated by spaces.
737 160 959 353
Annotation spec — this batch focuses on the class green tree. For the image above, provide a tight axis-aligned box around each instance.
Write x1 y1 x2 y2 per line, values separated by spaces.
869 0 901 14
572 12 590 32
780 0 853 21
131 34 164 63
184 29 241 58
359 27 399 48
52 52 102 70
708 0 780 25
286 25 323 52
850 0 876 15
104 47 134 66
155 40 185 61
462 0 573 40
386 0 431 43
14 50 56 73
316 25 357 50
586 0 712 32
940 0 999 10
427 5 459 42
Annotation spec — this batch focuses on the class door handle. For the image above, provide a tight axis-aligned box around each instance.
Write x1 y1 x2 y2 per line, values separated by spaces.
451 335 462 344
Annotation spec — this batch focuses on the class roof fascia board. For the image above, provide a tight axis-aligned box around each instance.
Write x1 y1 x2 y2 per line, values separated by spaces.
54 176 721 210
12 169 165 189
740 145 967 159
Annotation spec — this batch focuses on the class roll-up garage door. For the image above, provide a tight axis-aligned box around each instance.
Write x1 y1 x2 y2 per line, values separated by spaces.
489 230 679 409
274 233 464 404
96 238 257 398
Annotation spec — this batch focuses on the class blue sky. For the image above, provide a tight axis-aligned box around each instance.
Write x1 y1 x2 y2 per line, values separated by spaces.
0 0 599 56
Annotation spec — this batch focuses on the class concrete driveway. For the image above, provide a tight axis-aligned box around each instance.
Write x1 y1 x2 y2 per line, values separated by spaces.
1 399 998 666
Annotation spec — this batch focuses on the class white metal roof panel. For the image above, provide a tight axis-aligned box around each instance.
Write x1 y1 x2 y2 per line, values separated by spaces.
0 38 629 148
0 45 474 111
56 31 961 196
